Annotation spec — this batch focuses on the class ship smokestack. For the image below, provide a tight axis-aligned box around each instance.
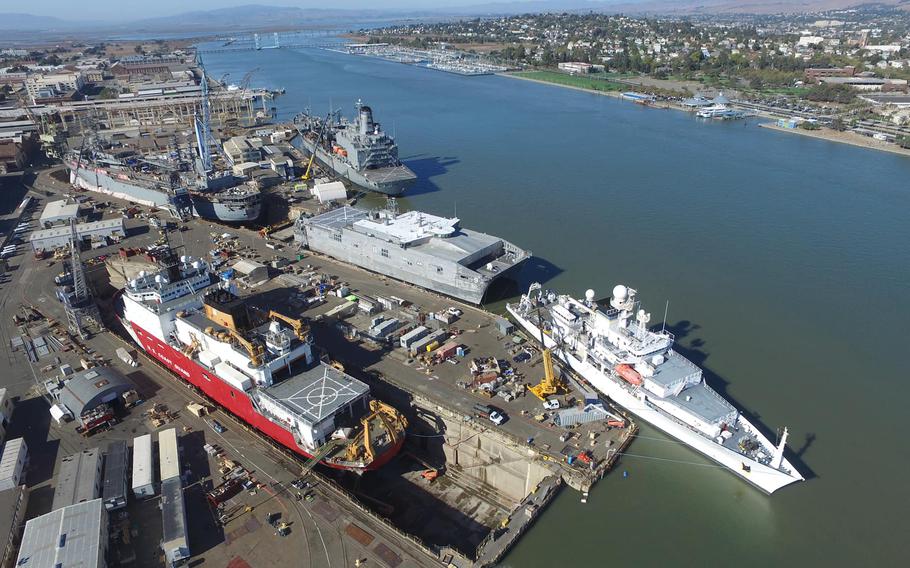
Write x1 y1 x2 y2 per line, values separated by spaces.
359 105 374 136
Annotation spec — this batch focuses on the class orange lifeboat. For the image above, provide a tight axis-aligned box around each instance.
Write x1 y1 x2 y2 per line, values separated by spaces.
615 364 643 386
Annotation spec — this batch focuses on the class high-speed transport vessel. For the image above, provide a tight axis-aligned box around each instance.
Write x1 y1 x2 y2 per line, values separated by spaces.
295 199 530 304
115 246 407 472
292 101 416 196
507 283 804 493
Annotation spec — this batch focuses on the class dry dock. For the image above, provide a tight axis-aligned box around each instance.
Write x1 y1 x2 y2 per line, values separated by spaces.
0 166 636 567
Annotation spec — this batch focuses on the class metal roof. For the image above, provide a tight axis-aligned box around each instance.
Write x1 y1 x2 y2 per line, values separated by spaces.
131 434 153 491
56 367 133 417
160 478 190 564
263 363 369 426
39 199 80 223
102 440 128 506
52 448 102 511
158 428 180 482
16 499 105 568
0 438 26 482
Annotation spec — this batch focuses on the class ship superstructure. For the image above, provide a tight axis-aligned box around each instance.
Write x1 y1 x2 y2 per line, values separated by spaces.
116 246 406 471
295 200 529 304
292 101 416 195
507 283 804 493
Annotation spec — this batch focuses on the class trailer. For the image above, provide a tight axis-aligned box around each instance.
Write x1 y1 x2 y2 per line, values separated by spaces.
132 434 155 498
117 347 138 367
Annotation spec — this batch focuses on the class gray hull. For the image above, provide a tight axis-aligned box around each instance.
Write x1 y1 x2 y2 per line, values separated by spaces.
297 138 416 196
70 165 261 223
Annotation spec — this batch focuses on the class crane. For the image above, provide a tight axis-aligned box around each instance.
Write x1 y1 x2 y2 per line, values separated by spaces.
225 328 265 368
268 310 309 341
294 112 333 183
527 283 568 400
345 400 407 463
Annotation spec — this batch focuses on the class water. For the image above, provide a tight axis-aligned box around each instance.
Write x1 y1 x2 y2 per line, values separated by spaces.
204 47 910 566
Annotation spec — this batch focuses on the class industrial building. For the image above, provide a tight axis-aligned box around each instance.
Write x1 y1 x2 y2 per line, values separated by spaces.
39 199 81 227
0 388 12 446
29 218 126 252
0 438 27 491
230 258 268 286
52 448 103 511
15 498 108 568
0 485 28 568
158 428 189 566
25 72 85 101
102 441 128 511
131 434 155 498
46 367 133 421
311 180 347 203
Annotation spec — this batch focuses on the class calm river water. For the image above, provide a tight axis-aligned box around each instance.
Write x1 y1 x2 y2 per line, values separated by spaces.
204 45 910 566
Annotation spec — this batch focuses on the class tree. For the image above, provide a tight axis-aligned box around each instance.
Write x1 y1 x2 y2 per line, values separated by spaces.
897 135 910 149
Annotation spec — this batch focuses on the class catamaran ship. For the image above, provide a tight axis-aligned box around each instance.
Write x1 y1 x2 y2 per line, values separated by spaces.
114 246 407 472
507 283 804 494
292 101 416 196
294 199 530 304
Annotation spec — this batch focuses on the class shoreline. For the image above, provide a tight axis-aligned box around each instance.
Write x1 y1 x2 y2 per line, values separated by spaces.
500 72 910 159
758 123 910 158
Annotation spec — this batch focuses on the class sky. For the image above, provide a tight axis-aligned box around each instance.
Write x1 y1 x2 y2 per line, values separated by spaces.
13 0 550 21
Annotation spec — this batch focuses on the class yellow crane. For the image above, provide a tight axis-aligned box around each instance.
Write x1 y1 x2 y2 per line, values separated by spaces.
346 400 408 464
225 328 265 368
526 283 568 400
268 310 309 341
298 111 332 183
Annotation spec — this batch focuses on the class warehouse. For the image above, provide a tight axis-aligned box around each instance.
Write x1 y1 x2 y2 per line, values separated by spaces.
47 367 134 419
52 448 103 511
0 438 27 491
16 499 107 568
39 199 80 227
29 218 125 252
231 258 268 286
102 441 128 511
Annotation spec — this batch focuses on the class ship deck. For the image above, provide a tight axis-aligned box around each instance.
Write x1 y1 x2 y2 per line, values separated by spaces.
263 363 369 426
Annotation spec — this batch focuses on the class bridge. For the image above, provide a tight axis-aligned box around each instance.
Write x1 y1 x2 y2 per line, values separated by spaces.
196 30 349 54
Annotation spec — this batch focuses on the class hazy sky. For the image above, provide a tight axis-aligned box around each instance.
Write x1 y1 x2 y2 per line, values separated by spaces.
20 0 533 21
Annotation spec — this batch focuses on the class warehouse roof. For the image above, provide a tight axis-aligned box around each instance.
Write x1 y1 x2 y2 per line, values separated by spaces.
16 499 105 568
39 199 80 223
54 367 133 417
52 448 102 511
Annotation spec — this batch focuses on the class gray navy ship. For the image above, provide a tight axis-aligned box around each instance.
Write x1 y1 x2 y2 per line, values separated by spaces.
292 101 416 196
67 143 261 224
295 199 529 304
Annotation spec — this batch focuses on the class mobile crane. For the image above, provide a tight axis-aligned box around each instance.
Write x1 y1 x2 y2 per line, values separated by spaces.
526 283 568 400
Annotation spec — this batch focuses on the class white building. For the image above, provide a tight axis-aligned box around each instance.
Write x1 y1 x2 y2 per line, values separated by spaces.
16 498 108 568
25 72 85 100
0 438 27 491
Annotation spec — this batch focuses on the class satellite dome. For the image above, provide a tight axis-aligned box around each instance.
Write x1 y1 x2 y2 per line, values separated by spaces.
585 289 596 302
613 285 628 300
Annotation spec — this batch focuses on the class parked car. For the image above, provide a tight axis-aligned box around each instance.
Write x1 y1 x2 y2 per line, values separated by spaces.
543 399 560 411
209 419 226 434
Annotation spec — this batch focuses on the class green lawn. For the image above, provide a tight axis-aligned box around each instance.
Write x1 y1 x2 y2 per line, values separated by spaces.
510 70 626 93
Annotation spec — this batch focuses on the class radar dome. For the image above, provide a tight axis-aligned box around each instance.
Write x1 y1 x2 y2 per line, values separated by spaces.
585 289 596 302
613 285 628 300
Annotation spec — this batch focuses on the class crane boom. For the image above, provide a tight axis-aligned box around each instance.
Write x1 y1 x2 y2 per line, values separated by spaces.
268 310 309 341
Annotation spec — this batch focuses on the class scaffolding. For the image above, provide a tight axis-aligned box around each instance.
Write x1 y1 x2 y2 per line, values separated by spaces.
63 220 104 339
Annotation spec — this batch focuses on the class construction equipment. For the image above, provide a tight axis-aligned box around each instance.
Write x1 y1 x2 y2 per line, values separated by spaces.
268 310 309 341
225 328 264 367
527 283 568 400
298 112 332 182
345 400 408 464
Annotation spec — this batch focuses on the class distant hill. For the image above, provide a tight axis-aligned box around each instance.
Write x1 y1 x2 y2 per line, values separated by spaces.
0 12 73 30
2 1 908 34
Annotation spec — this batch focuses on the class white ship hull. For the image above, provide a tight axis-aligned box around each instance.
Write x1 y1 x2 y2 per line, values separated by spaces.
507 306 804 494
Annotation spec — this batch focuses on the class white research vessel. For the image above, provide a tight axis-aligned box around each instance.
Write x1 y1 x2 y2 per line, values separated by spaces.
507 283 804 494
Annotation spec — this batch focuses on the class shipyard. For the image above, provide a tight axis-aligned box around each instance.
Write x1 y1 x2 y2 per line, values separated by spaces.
7 3 909 565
